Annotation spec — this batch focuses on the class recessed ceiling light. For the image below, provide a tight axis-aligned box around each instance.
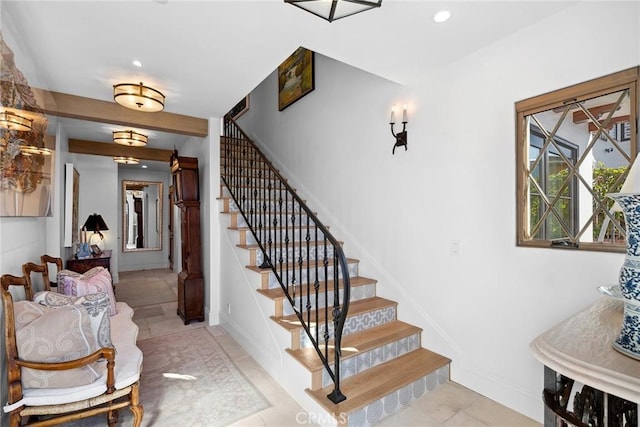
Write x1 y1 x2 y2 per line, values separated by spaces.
141 165 148 169
132 60 142 67
433 10 451 23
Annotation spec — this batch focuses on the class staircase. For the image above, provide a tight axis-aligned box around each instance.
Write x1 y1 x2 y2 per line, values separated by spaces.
219 119 451 425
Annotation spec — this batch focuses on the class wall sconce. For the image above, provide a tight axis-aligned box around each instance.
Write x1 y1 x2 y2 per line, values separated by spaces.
390 104 408 154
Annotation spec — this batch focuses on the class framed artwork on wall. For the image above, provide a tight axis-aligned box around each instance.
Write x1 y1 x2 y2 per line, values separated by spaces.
0 133 55 217
228 96 249 120
278 47 315 111
64 163 80 247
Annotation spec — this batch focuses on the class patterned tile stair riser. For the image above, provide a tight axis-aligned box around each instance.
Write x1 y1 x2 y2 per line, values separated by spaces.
253 244 337 267
320 332 422 388
227 198 304 214
300 305 397 348
347 365 450 427
263 260 359 289
282 284 377 316
232 211 315 228
240 227 330 246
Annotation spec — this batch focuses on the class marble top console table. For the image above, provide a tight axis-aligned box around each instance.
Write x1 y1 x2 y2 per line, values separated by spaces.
530 298 639 426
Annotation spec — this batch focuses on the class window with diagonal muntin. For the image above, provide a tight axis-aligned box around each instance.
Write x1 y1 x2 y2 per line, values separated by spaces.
516 68 638 252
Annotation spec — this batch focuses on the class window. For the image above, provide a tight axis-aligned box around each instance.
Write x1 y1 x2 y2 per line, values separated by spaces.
516 67 639 251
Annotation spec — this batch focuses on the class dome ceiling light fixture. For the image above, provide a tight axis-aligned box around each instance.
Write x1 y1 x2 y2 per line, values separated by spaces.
113 130 148 147
113 82 165 112
0 110 33 131
113 156 140 165
284 0 382 22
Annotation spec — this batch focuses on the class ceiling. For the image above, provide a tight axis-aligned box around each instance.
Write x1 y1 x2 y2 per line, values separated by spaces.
2 0 577 162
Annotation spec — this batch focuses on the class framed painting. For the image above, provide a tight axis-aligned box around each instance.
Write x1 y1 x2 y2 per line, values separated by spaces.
229 96 249 120
63 163 80 246
278 47 315 111
0 133 54 217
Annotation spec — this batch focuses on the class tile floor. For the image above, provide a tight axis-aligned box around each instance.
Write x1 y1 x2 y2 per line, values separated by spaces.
124 270 542 426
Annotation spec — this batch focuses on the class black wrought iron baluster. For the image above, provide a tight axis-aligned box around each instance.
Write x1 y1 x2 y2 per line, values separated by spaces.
266 169 273 268
322 241 329 356
278 183 285 293
305 213 312 331
286 191 292 301
314 224 320 347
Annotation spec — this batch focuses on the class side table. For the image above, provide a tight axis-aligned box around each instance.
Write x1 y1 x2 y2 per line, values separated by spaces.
67 249 112 274
530 298 639 425
66 249 114 292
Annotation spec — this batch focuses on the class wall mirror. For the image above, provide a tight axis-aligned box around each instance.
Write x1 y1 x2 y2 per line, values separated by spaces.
122 180 163 252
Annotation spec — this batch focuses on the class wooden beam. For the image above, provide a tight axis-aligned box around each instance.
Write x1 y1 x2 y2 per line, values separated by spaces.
573 103 621 124
69 139 173 162
32 88 208 137
588 115 630 132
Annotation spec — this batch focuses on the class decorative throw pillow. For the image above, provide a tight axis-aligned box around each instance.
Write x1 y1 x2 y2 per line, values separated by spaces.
33 291 113 348
13 301 104 389
57 267 117 316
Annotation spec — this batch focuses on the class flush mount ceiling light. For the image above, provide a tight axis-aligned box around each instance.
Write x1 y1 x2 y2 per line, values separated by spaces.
0 110 33 131
113 130 148 147
113 82 165 112
113 156 140 165
20 145 53 156
284 0 382 22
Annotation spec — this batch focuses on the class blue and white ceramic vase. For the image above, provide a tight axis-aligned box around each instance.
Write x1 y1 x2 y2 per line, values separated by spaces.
608 193 640 360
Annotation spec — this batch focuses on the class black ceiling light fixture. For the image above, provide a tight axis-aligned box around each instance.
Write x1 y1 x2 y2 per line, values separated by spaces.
284 0 382 22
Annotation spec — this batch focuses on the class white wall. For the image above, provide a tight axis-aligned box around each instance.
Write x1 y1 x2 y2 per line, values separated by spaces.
67 153 120 281
235 2 640 421
117 167 171 272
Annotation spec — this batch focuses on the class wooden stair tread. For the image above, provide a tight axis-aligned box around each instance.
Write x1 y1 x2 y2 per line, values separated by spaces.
237 240 342 250
287 320 421 371
228 224 329 232
271 296 396 332
246 256 360 274
257 276 376 300
307 348 451 416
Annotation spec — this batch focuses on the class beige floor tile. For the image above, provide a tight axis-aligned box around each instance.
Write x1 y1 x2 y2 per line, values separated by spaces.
442 411 491 427
409 382 481 423
136 327 152 341
463 398 541 427
377 404 443 426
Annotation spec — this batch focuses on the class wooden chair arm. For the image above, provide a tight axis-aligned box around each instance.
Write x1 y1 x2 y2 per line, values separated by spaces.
17 347 117 392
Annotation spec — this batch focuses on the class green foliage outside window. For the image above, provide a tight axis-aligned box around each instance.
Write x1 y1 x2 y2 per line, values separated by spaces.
592 163 627 240
530 164 628 240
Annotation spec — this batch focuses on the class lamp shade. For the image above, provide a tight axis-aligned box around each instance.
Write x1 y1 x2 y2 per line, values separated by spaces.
0 110 33 131
284 0 382 22
83 213 109 232
113 130 148 147
113 156 140 165
113 82 165 112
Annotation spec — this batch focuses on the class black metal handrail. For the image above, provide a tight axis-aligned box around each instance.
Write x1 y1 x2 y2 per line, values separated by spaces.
221 115 350 404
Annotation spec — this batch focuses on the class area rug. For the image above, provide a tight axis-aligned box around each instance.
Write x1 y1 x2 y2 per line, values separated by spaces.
68 327 270 426
115 278 177 308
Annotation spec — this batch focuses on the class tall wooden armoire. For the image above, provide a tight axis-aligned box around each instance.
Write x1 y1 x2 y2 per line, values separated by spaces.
170 151 204 324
